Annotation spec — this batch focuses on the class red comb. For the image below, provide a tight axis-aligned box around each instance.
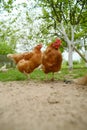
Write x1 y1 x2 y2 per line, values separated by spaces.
51 38 62 49
55 38 61 44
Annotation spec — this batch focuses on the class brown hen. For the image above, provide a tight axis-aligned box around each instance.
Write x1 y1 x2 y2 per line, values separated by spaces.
42 38 62 80
16 44 42 78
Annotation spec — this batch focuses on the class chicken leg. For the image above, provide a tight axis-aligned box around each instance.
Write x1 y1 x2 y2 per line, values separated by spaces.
51 72 54 81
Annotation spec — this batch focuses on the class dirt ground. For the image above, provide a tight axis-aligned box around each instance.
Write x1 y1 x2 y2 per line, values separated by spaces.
0 80 87 130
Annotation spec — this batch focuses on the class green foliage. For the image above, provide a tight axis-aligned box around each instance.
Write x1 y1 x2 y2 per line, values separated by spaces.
0 19 19 53
0 42 15 55
0 0 16 12
42 8 49 17
37 0 87 25
26 11 33 23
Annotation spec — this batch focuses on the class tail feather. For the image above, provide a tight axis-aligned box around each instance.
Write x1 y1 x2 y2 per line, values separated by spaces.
7 54 13 59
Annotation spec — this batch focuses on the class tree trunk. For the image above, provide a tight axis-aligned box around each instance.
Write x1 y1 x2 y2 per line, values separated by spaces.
68 44 73 70
84 39 87 67
60 23 74 70
72 45 87 63
85 50 87 67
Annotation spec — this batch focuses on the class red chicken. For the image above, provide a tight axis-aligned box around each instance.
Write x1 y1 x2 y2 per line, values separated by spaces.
42 38 62 80
16 44 42 77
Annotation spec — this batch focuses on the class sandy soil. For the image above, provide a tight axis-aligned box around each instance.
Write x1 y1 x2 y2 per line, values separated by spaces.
0 80 87 130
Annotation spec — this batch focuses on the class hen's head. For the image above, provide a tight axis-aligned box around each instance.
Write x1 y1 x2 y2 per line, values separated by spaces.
51 38 61 49
35 44 42 50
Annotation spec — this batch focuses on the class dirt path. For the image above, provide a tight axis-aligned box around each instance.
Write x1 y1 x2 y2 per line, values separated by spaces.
0 80 87 130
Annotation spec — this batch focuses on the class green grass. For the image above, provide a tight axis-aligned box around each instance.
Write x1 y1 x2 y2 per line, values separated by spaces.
62 60 86 69
0 68 27 81
0 64 87 81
